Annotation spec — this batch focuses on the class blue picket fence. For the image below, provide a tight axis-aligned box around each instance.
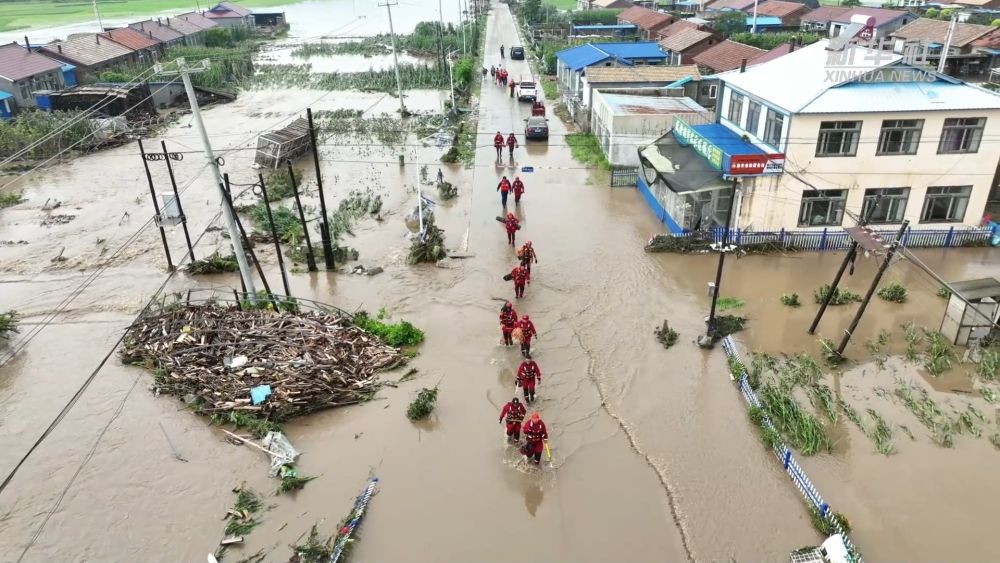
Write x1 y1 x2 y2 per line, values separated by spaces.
675 224 997 251
721 336 864 563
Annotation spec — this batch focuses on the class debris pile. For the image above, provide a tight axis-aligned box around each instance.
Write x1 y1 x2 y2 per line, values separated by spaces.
121 305 404 421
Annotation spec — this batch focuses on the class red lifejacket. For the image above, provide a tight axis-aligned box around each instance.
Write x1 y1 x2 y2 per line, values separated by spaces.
500 309 518 329
498 179 511 192
494 134 504 148
506 134 516 148
518 361 541 385
512 179 525 194
511 267 528 283
523 419 547 442
501 401 526 422
505 217 520 233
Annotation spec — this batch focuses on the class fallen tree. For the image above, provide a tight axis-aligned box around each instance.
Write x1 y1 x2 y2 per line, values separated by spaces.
121 304 404 423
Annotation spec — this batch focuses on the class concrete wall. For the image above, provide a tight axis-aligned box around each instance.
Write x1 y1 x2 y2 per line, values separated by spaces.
591 90 711 166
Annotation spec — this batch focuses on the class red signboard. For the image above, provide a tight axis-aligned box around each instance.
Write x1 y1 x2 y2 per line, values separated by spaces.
729 154 785 176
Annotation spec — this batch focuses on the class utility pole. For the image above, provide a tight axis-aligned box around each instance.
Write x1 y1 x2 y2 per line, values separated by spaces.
459 0 467 53
447 50 458 112
379 0 406 116
93 0 104 32
808 195 880 335
699 178 738 348
438 0 447 78
257 173 292 297
161 140 196 262
751 0 758 34
834 221 909 357
155 58 257 296
306 108 335 270
137 139 174 271
938 14 957 74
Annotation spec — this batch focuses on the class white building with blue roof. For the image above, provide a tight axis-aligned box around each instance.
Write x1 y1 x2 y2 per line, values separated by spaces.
555 42 668 110
639 39 1000 234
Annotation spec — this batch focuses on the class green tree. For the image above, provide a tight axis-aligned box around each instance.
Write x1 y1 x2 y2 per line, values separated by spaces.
964 13 994 25
729 31 819 50
713 11 748 37
841 0 862 6
204 27 233 48
925 7 940 18
993 18 1000 26
940 8 955 19
522 0 542 23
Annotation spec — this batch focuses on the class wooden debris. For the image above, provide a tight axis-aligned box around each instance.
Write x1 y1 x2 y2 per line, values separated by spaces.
220 537 244 546
121 304 402 422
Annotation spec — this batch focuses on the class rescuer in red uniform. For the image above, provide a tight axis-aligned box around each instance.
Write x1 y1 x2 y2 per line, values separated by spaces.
510 264 529 298
516 356 541 404
499 301 518 347
499 397 526 442
518 241 537 276
506 132 518 161
512 176 525 204
497 176 511 207
515 314 537 356
503 212 520 246
494 131 504 160
521 412 548 465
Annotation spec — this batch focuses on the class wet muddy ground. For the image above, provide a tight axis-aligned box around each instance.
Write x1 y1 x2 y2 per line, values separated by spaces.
2 2 999 562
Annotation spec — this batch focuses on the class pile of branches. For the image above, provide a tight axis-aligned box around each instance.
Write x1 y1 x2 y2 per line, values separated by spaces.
408 214 447 264
121 304 403 421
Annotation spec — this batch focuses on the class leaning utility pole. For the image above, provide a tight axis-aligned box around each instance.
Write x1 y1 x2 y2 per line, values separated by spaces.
938 14 957 73
156 58 257 296
438 0 447 77
750 0 759 34
93 0 104 32
379 0 406 116
458 0 466 53
699 178 739 348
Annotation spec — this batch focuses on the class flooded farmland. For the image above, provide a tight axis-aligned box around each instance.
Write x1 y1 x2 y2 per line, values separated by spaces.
1 1 999 562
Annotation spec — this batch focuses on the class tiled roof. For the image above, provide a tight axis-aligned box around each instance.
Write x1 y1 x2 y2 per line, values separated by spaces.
659 20 700 38
175 11 219 29
892 18 995 47
0 41 64 81
752 0 808 17
801 5 848 23
206 1 252 18
592 0 634 7
585 64 701 83
971 28 1000 49
162 15 204 36
129 20 185 43
658 28 715 52
692 40 766 73
39 34 134 67
748 42 795 66
617 6 674 31
103 27 160 51
706 0 756 11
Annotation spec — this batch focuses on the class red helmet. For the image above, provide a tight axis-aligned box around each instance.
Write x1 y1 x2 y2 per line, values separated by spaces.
530 412 540 421
522 314 529 320
507 212 515 219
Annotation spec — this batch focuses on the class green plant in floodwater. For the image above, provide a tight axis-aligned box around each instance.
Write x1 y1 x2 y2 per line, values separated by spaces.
978 345 999 381
247 203 304 244
811 384 838 423
353 309 424 347
210 411 281 438
981 387 997 403
727 354 746 378
716 296 744 311
406 386 438 421
225 488 262 536
902 322 923 362
748 353 777 391
278 473 317 494
565 133 611 170
923 329 956 376
291 524 335 562
437 181 458 200
0 190 24 208
817 338 843 366
867 408 895 455
810 506 852 536
877 281 908 303
893 380 955 447
186 251 240 275
748 406 782 451
758 383 831 456
0 310 19 339
327 190 384 241
711 314 748 339
813 284 861 305
779 293 801 307
955 408 981 438
936 285 951 299
654 321 679 349
839 399 865 432
991 433 1000 449
239 290 300 313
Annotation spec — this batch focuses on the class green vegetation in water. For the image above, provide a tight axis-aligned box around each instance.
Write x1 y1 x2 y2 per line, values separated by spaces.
759 383 830 456
210 410 281 439
923 329 956 376
981 387 997 403
979 344 1000 381
817 337 843 366
811 384 838 423
813 284 861 305
655 321 679 349
877 282 907 303
294 21 467 58
239 290 300 313
747 354 834 456
729 32 820 50
0 310 19 339
810 506 852 536
565 133 611 170
261 167 299 201
186 252 240 274
893 380 955 447
779 293 800 307
250 63 450 93
327 190 384 241
936 285 951 299
278 472 317 494
747 406 782 451
710 314 748 339
440 116 477 166
991 433 1000 450
867 408 895 455
247 203 303 244
353 308 424 347
407 386 439 421
102 40 258 91
319 112 440 146
839 399 865 432
902 321 923 362
407 212 448 264
290 524 335 562
438 181 458 200
0 111 97 162
716 296 744 311
0 190 24 208
865 329 891 369
225 488 263 536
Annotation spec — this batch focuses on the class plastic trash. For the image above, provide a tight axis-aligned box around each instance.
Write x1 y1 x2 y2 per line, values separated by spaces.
224 355 248 369
261 432 300 476
250 384 272 405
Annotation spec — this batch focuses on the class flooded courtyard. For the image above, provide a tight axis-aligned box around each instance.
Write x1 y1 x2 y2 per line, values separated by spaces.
1 1 999 562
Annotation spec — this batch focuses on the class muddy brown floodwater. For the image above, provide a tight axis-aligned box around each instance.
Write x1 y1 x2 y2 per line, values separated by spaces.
2 2 998 562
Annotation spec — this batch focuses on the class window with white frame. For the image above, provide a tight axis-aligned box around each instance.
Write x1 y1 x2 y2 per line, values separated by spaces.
862 187 910 224
816 121 862 157
746 100 761 136
764 109 783 148
938 117 985 154
921 186 971 223
727 91 744 124
798 189 847 227
877 119 922 155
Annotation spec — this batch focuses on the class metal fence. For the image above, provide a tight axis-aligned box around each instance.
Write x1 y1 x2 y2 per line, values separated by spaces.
610 165 638 187
721 337 864 563
677 224 997 250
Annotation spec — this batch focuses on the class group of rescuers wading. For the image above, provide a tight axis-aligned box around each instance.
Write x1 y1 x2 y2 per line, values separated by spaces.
490 80 546 462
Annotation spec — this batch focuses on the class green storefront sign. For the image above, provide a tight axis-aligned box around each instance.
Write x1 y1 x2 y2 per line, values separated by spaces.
674 119 723 170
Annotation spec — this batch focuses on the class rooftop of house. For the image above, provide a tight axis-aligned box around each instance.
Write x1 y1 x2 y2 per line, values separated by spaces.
0 41 64 81
716 39 1000 113
617 6 674 31
129 20 185 43
597 91 707 115
103 27 161 51
206 1 252 18
556 42 668 71
692 40 766 73
746 15 783 26
705 0 757 11
802 6 912 26
748 42 797 65
751 0 809 17
39 34 134 67
585 64 701 83
592 0 635 7
659 27 717 52
161 15 204 36
892 18 996 47
658 20 701 38
175 11 219 29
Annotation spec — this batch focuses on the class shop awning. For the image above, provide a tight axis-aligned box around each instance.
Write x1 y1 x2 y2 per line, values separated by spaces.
638 134 730 194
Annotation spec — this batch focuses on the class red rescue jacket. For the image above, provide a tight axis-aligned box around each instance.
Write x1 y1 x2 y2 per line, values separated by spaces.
517 360 541 386
500 401 526 422
519 245 536 263
505 217 520 233
494 133 504 148
523 419 548 442
497 179 511 193
516 317 537 340
500 308 518 329
506 134 517 149
512 178 524 195
511 266 529 284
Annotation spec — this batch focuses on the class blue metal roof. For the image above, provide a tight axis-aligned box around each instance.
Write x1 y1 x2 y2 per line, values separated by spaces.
666 76 695 88
60 63 76 71
746 16 782 27
689 123 765 155
572 24 637 31
981 48 1000 55
556 42 666 71
0 91 13 100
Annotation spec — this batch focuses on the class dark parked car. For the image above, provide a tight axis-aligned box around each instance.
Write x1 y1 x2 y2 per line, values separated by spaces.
524 115 548 140
510 46 525 60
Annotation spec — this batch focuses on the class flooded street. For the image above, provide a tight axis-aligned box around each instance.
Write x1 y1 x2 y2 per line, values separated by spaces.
2 1 1000 562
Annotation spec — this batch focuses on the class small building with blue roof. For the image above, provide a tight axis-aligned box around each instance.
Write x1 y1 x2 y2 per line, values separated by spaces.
555 42 668 102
